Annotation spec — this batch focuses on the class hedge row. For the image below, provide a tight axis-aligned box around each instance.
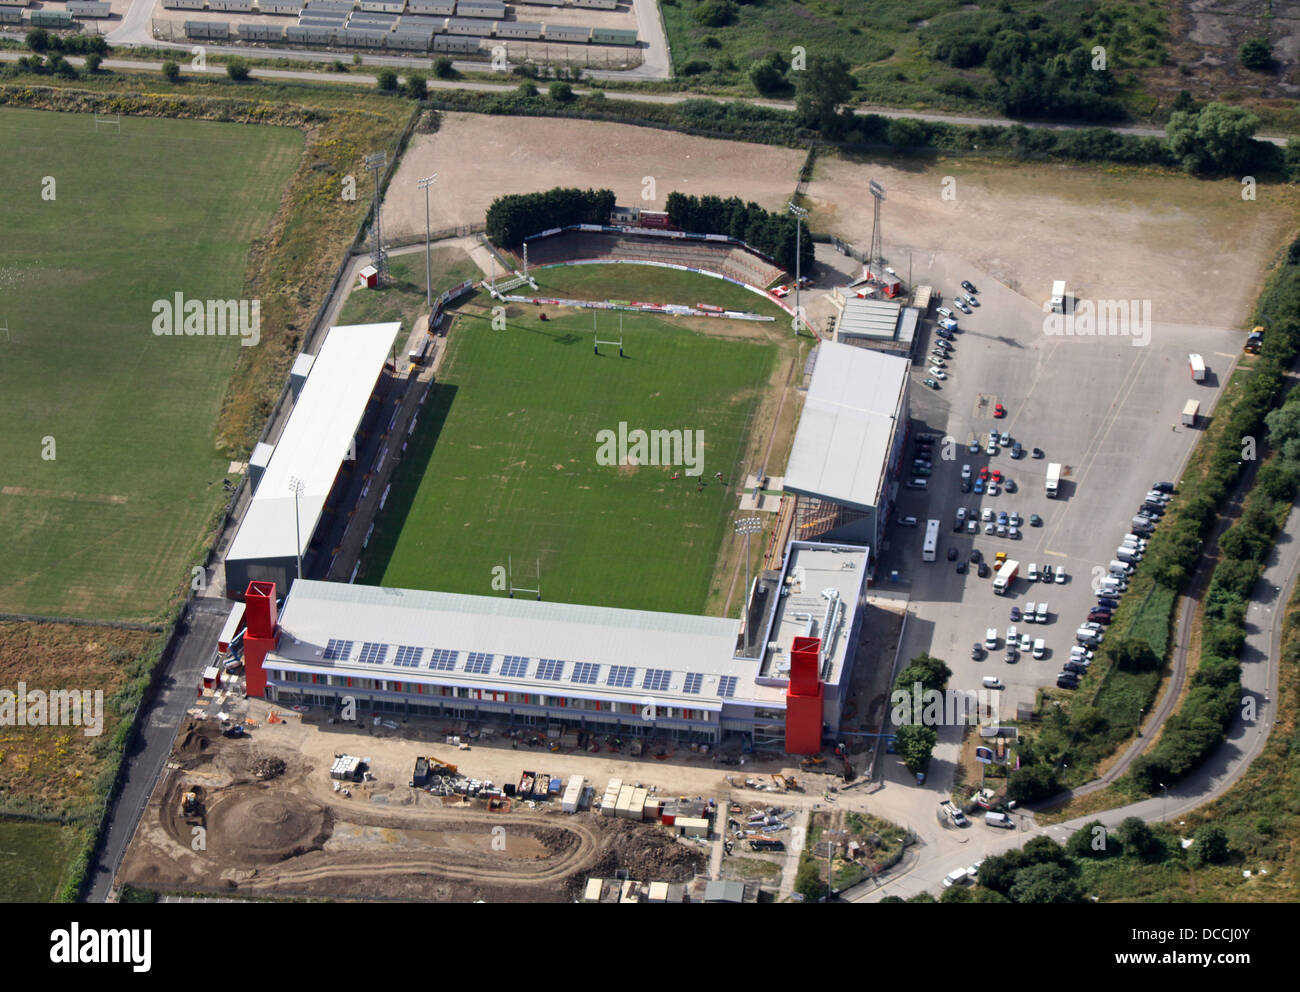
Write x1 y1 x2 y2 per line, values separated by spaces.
484 186 614 248
664 191 813 275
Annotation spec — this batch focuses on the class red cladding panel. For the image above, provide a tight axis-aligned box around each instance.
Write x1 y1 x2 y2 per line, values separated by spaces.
243 636 276 698
785 686 823 755
244 581 278 639
790 635 822 696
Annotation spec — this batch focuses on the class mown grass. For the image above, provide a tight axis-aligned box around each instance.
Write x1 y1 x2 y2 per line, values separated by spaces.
0 819 88 902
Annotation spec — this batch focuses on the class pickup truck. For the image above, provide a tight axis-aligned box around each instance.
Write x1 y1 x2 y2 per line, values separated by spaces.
939 799 968 827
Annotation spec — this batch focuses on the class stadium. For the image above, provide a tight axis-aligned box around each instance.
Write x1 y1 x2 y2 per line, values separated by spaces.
216 205 915 755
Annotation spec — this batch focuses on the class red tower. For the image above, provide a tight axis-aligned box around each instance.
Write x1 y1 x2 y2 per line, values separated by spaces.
241 580 279 699
785 635 824 755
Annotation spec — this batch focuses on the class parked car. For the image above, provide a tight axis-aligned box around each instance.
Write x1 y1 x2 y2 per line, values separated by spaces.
961 280 978 294
1088 610 1112 624
962 293 979 307
928 367 947 380
956 560 967 574
1152 481 1175 493
1096 596 1120 609
1032 638 1046 659
961 464 971 480
937 307 954 319
906 478 928 489
1056 674 1079 690
1019 633 1032 652
961 479 972 493
988 483 1001 497
1028 563 1040 581
982 508 994 522
924 378 940 390
969 549 983 563
1010 607 1022 622
1030 513 1043 526
1009 512 1022 527
968 439 980 454
986 440 997 455
997 511 1009 525
994 403 1006 418
968 520 979 535
972 643 986 660
977 562 990 578
998 432 1011 447
974 478 985 494
1054 566 1066 584
954 299 971 314
1032 447 1044 458
899 515 919 526
1011 443 1024 459
1005 479 1017 493
1005 646 1018 663
947 546 959 561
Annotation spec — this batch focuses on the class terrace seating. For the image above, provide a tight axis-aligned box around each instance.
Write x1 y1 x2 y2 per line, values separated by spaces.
524 231 786 290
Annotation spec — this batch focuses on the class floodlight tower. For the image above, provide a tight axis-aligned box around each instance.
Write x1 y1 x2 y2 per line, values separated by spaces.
868 179 886 277
417 173 438 311
288 475 306 582
365 151 390 287
788 201 808 336
735 516 763 653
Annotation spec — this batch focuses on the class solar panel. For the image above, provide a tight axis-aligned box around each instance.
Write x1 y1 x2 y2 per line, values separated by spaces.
682 672 704 694
323 638 354 661
571 662 600 684
357 642 389 665
427 648 459 671
642 668 671 692
500 655 530 678
717 676 739 698
464 652 493 675
393 645 423 667
535 658 565 681
606 665 635 688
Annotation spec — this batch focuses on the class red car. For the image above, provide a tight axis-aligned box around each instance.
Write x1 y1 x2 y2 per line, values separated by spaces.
979 467 990 481
1088 610 1112 624
991 470 1003 483
994 403 1006 418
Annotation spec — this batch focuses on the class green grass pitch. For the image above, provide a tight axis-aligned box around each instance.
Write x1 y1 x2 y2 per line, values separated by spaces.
0 108 302 620
363 302 780 615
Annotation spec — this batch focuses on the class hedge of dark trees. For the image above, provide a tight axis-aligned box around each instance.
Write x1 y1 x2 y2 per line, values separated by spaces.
484 187 616 247
664 191 814 275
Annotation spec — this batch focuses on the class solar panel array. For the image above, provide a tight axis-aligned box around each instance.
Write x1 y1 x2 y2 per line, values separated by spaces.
357 641 389 665
499 655 531 678
642 668 672 692
606 665 635 689
535 658 565 681
682 672 704 694
463 652 494 675
323 638 354 661
717 676 739 698
393 645 423 667
428 648 459 671
571 662 600 685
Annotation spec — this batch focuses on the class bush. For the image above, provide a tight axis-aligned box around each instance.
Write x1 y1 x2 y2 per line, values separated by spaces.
161 60 180 82
748 53 789 95
693 0 737 27
376 68 397 92
1190 824 1230 866
225 59 250 81
549 80 574 102
406 74 429 100
433 57 457 80
84 53 102 74
25 28 49 53
1239 38 1273 71
1008 762 1058 803
516 81 539 98
681 60 713 77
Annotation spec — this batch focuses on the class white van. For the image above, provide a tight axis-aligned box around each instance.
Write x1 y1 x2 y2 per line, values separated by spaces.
982 676 1004 689
1024 601 1037 623
1108 560 1131 576
985 811 1015 829
1032 638 1046 659
985 628 998 649
1076 627 1100 645
1036 602 1048 623
943 866 972 887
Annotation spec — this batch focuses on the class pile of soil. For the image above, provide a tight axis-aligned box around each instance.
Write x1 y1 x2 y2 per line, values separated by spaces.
250 755 286 780
573 818 705 893
205 786 331 864
176 719 217 762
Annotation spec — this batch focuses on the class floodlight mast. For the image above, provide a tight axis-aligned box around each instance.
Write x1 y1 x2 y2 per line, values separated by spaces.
735 516 763 653
788 202 809 336
868 179 886 278
288 476 306 582
365 151 390 287
417 173 439 312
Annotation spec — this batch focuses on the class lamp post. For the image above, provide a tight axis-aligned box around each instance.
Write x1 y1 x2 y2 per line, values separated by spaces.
1159 781 1168 821
417 173 438 312
734 516 763 653
788 201 808 336
288 475 305 582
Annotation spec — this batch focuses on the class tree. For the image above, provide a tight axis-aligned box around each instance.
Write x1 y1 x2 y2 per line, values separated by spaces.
1111 636 1159 673
794 856 826 900
905 891 937 903
975 850 1027 895
225 59 250 81
161 60 181 82
886 117 925 148
433 57 457 79
795 55 855 136
517 80 539 98
84 53 102 73
893 723 937 774
1009 863 1080 903
25 28 49 53
406 74 428 100
1165 102 1261 174
1021 834 1070 868
1189 823 1230 867
1116 816 1164 861
376 68 397 92
1066 819 1120 860
693 0 737 28
548 80 574 102
1239 38 1273 72
1008 761 1058 804
748 53 788 96
893 652 952 694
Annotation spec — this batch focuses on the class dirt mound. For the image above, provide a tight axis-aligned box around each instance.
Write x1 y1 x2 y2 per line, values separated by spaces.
176 718 218 761
205 786 331 864
574 818 705 893
250 755 286 780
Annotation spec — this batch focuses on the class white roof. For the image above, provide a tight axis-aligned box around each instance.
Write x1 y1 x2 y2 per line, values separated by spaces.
226 323 400 564
267 579 779 707
761 542 868 686
783 342 909 510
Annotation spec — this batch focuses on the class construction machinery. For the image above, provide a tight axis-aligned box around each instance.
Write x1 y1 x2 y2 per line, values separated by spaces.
799 755 826 769
1246 326 1264 354
180 788 205 821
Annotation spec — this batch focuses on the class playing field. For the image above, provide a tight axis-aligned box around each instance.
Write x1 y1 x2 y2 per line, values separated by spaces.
363 301 781 615
0 108 302 620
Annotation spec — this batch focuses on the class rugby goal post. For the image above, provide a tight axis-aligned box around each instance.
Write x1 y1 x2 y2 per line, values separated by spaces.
592 313 624 358
94 114 121 134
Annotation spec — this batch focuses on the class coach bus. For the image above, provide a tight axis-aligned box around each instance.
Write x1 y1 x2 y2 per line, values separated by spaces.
922 519 940 562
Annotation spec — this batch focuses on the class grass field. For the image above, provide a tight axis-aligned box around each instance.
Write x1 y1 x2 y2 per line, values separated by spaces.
0 108 302 620
339 249 483 330
362 293 780 615
0 819 88 902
